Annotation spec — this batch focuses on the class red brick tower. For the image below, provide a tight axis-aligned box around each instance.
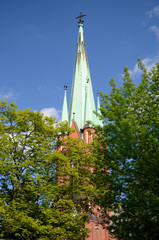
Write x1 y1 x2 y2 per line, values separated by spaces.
61 13 111 240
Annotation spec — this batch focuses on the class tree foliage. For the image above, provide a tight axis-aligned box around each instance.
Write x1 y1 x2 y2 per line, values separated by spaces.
98 59 159 240
0 101 96 240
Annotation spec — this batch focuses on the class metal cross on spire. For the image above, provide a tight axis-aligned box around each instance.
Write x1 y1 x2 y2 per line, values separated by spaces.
76 12 86 23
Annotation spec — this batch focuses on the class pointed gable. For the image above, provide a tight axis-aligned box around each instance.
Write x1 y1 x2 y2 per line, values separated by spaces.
70 119 81 139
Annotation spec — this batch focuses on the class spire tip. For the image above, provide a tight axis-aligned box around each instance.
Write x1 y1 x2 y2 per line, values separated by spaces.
76 12 86 24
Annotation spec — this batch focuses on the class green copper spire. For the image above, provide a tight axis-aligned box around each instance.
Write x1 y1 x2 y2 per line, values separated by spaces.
69 20 97 130
61 85 69 122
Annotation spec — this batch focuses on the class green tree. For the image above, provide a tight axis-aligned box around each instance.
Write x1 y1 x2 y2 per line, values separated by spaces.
0 101 95 240
98 60 159 240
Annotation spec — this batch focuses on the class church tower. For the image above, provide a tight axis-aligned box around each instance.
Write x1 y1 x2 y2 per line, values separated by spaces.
61 14 110 240
62 13 102 140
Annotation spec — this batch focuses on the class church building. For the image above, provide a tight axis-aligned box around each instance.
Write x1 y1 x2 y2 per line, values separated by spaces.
61 13 110 240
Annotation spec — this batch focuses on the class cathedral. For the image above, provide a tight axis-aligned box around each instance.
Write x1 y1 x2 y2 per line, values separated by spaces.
61 13 111 240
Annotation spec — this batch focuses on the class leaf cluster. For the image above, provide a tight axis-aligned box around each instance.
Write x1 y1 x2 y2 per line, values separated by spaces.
98 60 159 240
0 101 95 239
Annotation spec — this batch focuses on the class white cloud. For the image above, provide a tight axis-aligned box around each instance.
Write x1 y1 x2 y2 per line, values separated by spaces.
146 5 159 18
142 57 159 71
129 63 140 76
0 90 14 100
150 25 159 41
41 107 61 120
130 55 159 76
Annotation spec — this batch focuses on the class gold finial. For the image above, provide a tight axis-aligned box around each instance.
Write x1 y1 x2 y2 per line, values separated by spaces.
64 84 67 90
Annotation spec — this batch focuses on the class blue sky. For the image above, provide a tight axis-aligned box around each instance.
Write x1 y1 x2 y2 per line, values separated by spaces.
0 0 159 120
